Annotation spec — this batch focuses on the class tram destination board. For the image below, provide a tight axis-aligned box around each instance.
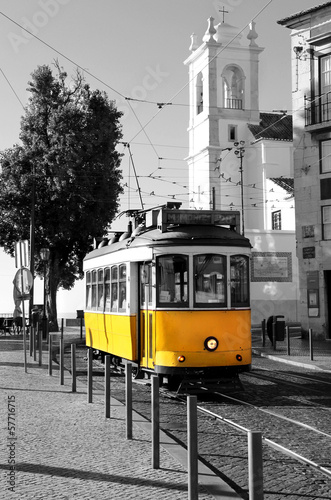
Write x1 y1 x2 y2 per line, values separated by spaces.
158 208 240 231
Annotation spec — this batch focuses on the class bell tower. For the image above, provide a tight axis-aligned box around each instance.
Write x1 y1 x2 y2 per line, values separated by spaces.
184 17 264 213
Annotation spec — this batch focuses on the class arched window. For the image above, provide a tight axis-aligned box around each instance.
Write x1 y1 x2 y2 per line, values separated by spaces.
196 72 203 114
222 65 245 110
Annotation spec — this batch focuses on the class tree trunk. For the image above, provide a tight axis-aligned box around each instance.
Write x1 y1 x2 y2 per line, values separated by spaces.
47 258 59 332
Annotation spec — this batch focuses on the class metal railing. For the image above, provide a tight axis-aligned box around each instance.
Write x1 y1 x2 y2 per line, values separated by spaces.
305 93 331 126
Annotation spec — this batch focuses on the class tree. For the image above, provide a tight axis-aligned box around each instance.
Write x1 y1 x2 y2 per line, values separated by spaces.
0 63 123 330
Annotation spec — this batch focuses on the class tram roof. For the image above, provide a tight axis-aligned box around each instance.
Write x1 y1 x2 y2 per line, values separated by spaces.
84 223 251 262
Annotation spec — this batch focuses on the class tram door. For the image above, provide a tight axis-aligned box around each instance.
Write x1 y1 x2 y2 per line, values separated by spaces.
139 262 154 369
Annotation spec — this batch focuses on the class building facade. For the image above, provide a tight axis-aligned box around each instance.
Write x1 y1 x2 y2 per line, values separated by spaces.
184 17 299 324
279 1 331 338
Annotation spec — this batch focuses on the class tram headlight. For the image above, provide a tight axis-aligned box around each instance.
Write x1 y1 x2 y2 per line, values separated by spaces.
178 355 186 363
204 336 218 352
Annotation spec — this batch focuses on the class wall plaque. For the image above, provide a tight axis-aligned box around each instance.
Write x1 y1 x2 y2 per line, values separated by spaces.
251 252 292 282
303 247 315 259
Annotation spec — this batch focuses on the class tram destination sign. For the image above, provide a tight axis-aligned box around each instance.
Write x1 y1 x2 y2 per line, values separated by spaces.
158 209 240 232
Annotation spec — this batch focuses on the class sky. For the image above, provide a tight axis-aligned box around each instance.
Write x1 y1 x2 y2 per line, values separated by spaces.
0 0 320 315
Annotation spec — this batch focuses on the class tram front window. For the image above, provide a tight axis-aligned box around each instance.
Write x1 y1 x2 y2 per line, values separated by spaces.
156 255 188 306
194 254 226 307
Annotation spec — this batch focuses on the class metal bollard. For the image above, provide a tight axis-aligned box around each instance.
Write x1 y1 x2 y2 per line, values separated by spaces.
188 395 198 500
48 334 53 376
126 363 132 440
105 355 111 418
309 328 314 361
261 319 266 347
286 326 290 356
71 344 76 392
272 321 277 351
33 325 37 362
60 336 64 385
87 348 93 403
152 375 160 469
248 430 264 499
38 328 42 366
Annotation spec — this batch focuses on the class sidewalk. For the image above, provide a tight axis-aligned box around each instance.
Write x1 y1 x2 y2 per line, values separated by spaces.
0 330 240 500
252 330 331 372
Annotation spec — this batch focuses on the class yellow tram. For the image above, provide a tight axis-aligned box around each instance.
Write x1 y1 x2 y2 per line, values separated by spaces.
83 204 252 385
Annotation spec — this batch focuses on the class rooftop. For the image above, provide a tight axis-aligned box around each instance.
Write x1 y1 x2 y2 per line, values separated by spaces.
248 113 293 142
278 1 331 25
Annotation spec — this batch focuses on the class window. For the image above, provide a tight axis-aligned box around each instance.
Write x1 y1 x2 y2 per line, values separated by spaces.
322 205 331 240
320 139 331 173
111 266 118 311
320 54 331 122
91 270 97 310
105 268 110 311
119 264 127 311
156 255 188 307
194 254 226 307
230 255 249 307
222 65 244 110
321 178 331 200
97 269 104 311
140 263 153 306
228 125 237 142
272 210 282 230
196 72 203 114
86 271 91 310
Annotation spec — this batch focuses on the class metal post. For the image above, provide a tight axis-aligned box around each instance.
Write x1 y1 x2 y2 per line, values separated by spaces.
105 355 111 418
48 334 52 376
309 328 314 361
29 325 33 357
71 344 76 393
33 324 37 362
286 326 290 356
126 363 132 440
248 430 264 500
87 347 93 403
38 327 42 366
31 326 35 358
261 319 266 347
272 321 276 351
60 336 64 385
188 395 198 500
152 375 160 469
80 317 83 340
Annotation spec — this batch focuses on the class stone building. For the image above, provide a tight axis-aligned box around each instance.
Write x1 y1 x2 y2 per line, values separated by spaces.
184 17 298 324
279 1 331 338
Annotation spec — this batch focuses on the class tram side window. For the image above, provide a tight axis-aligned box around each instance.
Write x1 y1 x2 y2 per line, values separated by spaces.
91 270 97 309
230 255 249 307
119 264 127 311
194 254 226 307
111 266 118 311
86 271 91 310
156 255 188 306
104 268 111 311
97 269 104 311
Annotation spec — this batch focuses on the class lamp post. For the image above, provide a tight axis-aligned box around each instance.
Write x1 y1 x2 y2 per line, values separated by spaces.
234 141 246 236
40 247 50 339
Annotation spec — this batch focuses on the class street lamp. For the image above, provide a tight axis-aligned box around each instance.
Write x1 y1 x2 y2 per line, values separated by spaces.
40 247 50 339
234 141 245 236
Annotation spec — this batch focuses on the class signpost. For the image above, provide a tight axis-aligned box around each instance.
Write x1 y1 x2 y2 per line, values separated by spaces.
13 247 33 373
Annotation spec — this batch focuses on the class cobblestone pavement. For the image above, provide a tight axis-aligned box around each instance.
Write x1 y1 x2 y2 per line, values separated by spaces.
0 332 239 500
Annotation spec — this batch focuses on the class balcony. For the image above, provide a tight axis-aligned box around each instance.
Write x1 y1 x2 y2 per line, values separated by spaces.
305 94 331 128
225 98 243 110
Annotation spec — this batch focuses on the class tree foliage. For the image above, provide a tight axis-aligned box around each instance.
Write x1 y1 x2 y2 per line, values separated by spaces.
0 63 123 329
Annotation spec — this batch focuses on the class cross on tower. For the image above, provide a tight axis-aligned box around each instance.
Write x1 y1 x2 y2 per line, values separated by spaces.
219 6 229 23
